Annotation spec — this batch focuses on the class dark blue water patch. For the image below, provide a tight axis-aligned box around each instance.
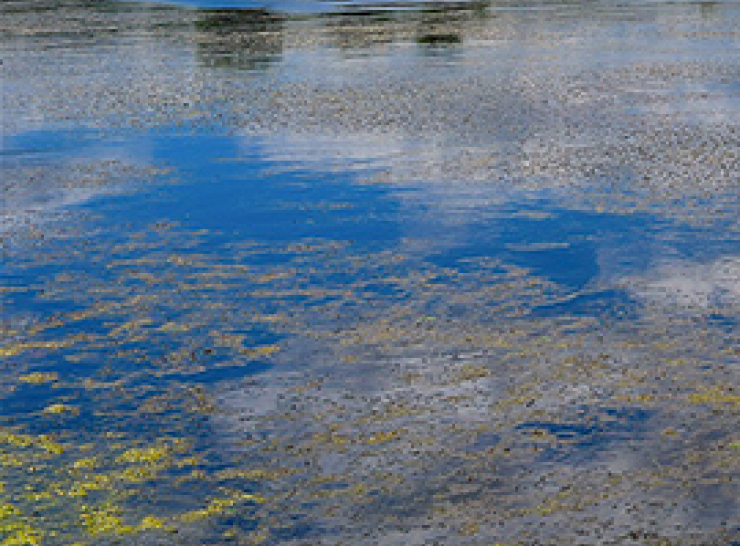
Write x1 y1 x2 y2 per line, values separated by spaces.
147 349 277 385
0 345 278 442
161 177 400 244
492 209 656 289
536 288 639 321
79 130 405 252
426 206 622 289
0 383 62 419
515 405 655 462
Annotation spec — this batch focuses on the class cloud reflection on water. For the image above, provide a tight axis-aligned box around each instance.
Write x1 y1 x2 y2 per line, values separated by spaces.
1 1 738 544
625 255 740 313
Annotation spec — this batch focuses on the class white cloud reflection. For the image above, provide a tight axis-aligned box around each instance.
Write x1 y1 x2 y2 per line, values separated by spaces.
624 255 740 312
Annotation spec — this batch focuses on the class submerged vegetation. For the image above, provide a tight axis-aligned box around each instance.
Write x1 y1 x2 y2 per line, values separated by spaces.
1 0 738 544
2 217 738 544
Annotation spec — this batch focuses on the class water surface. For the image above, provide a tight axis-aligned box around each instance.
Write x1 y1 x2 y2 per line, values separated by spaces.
1 0 738 544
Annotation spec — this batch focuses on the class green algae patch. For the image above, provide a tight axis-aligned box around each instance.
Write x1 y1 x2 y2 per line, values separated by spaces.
80 504 174 537
0 503 43 546
115 446 170 465
80 504 130 537
179 492 264 523
18 373 58 384
1 525 42 546
0 429 266 543
689 387 740 408
0 430 63 455
137 515 167 531
43 404 78 415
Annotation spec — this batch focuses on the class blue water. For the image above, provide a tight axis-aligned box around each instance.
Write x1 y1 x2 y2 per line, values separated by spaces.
2 0 739 544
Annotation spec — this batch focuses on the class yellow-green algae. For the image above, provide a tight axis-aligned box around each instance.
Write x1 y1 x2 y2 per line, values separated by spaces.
17 373 58 385
2 218 737 545
1 425 263 544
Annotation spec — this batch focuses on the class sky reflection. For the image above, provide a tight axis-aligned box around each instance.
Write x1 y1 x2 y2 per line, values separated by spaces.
1 1 738 545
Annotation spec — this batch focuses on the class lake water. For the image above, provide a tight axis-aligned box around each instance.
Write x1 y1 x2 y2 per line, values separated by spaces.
1 0 739 544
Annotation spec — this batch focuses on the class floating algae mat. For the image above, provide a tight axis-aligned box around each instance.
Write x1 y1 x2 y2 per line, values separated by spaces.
1 0 739 544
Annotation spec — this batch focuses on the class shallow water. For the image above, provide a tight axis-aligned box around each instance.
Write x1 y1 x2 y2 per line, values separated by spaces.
1 0 739 544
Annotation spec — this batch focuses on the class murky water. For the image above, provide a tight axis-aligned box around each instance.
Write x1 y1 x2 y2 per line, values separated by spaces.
1 0 738 544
